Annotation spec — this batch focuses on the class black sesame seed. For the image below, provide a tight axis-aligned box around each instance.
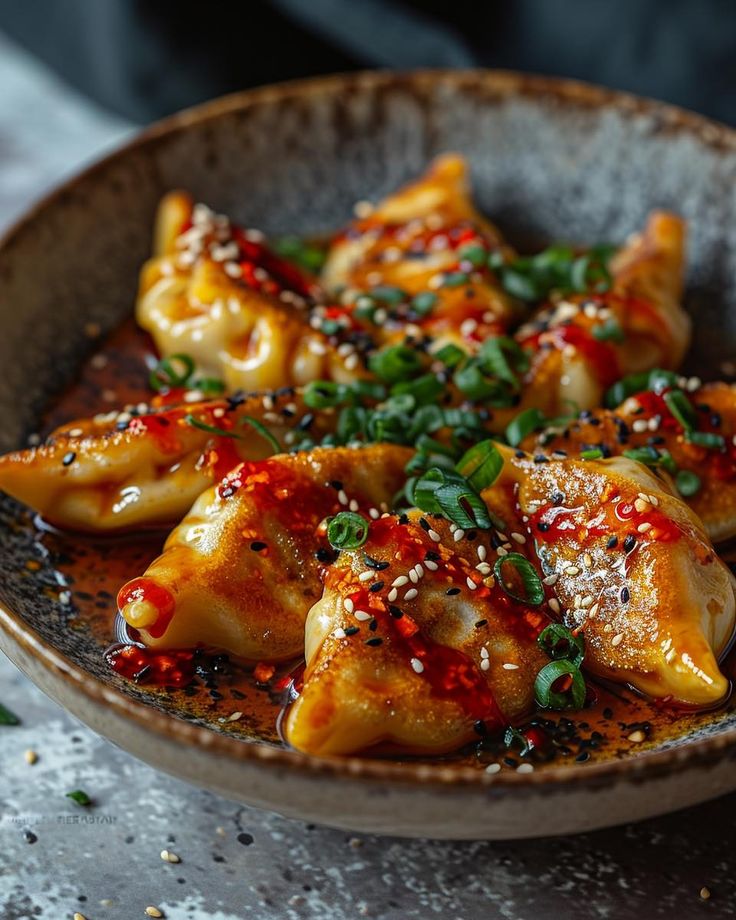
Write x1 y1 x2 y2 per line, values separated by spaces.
250 541 267 552
620 586 630 603
623 534 636 553
419 517 430 531
344 626 359 636
388 605 403 619
552 491 565 505
538 522 551 533
606 535 618 549
424 550 440 561
363 554 389 570
237 833 254 846
475 619 488 628
575 751 590 763
365 637 383 647
473 720 488 736
329 480 343 491
446 587 461 596
369 619 378 631
62 451 76 466
315 548 334 563
369 581 384 593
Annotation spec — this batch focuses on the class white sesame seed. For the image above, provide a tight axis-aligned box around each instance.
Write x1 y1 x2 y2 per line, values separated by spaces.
411 657 425 674
349 499 359 512
632 419 649 433
228 711 243 722
480 646 489 659
404 588 419 601
496 546 508 557
564 566 580 576
161 849 181 863
573 594 582 609
344 598 355 613
368 507 380 519
580 595 593 607
485 762 501 774
588 603 599 618
543 573 559 586
548 598 561 614
477 545 487 562
145 910 164 919
466 577 478 590
387 588 398 602
637 522 652 533
409 569 419 584
612 633 624 647
428 529 442 542
358 571 374 582
480 659 490 671
424 560 439 571
354 610 372 621
511 532 526 544
476 562 491 575
333 628 346 639
496 531 508 542
502 663 519 670
392 576 409 587
453 529 465 542
634 498 649 513
337 489 348 505
628 730 646 743
583 553 593 568
516 763 534 773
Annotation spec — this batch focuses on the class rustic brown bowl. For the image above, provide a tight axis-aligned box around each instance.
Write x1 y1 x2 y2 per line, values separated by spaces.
2 70 736 840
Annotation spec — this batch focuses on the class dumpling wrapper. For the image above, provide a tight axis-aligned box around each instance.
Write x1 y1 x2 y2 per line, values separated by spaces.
0 390 334 532
522 380 736 543
117 445 411 661
285 511 550 757
485 446 736 706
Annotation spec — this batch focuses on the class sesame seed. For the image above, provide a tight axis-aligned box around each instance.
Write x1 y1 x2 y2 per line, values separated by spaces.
411 658 424 674
516 763 534 773
612 633 624 647
333 628 346 639
511 532 526 544
485 762 501 774
564 566 580 576
414 564 425 578
627 730 646 743
480 646 489 659
637 522 652 533
502 663 519 670
404 588 419 601
428 529 442 542
227 711 242 722
145 910 164 919
634 498 649 513
387 588 398 602
466 577 478 590
409 569 419 584
161 849 181 863
392 575 409 587
548 598 561 614
476 562 491 575
424 560 439 571
354 610 372 621
632 419 648 433
580 595 593 608
583 553 593 568
344 598 354 613
349 499 359 512
358 570 374 582
480 659 490 671
453 529 465 542
477 545 487 562
543 573 559 586
496 546 508 557
337 490 348 505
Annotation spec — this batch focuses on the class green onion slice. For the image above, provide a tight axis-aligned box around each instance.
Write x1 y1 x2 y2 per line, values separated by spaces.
368 345 423 383
66 789 92 807
327 511 369 550
537 623 584 667
434 343 466 368
455 440 504 492
663 389 697 431
241 416 281 454
149 353 196 392
505 408 547 447
580 448 604 460
675 469 702 497
687 430 725 449
0 702 20 725
184 414 241 439
534 660 586 710
411 468 493 529
410 291 438 315
493 553 544 606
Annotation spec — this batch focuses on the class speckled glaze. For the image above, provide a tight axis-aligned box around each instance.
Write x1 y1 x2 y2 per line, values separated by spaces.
3 71 736 839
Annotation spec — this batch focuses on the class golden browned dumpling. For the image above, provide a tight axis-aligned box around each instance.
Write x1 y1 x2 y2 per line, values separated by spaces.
510 212 690 421
520 380 736 543
137 193 364 391
285 511 550 757
0 390 334 532
485 446 736 706
117 445 411 660
321 154 521 351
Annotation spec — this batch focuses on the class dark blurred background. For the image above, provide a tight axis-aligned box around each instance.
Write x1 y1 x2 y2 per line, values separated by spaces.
1 0 735 125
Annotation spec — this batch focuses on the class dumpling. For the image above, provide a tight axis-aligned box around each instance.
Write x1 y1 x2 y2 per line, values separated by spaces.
285 511 550 757
117 445 411 661
137 193 362 390
485 446 736 706
320 154 521 351
0 390 335 532
512 212 690 419
520 379 736 543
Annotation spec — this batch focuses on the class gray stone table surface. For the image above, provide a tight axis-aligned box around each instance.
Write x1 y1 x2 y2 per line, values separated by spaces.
0 32 735 920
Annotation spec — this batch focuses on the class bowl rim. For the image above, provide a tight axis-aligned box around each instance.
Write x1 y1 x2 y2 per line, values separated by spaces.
2 67 736 794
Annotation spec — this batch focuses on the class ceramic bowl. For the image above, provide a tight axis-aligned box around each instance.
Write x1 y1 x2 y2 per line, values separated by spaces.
2 70 736 840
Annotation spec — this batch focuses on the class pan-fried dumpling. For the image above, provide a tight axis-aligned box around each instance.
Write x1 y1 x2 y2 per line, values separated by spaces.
485 446 736 706
321 154 521 351
137 192 362 390
285 511 550 757
512 212 690 419
117 445 411 660
520 379 736 543
0 390 334 531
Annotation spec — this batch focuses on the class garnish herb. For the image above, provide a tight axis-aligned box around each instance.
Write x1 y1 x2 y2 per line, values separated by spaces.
623 445 678 475
149 353 225 395
66 789 92 807
273 235 327 273
534 660 587 710
368 345 424 383
184 414 241 439
604 368 679 408
580 448 604 460
455 440 504 492
592 319 625 343
489 243 616 303
241 416 281 454
493 553 544 606
537 623 584 667
0 702 20 725
327 511 369 550
505 408 546 447
675 469 702 497
410 468 493 530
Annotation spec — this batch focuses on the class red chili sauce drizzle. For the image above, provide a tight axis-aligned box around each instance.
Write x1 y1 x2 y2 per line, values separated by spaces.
106 642 197 688
116 577 176 639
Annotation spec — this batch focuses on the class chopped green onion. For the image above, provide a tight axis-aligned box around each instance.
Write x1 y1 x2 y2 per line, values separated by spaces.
687 430 725 449
0 702 20 725
66 789 92 807
604 368 679 408
580 448 604 460
455 440 504 492
442 271 470 287
675 469 702 497
458 243 487 267
500 267 542 302
534 660 586 710
478 337 529 391
663 389 697 431
370 285 407 305
505 408 547 447
537 623 584 667
194 377 226 395
241 416 281 454
622 445 677 475
410 291 438 315
390 374 444 406
434 343 466 368
368 345 423 383
303 380 350 409
273 235 327 273
592 319 625 343
149 353 196 392
411 468 493 529
493 553 544 606
327 511 369 550
184 414 241 439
